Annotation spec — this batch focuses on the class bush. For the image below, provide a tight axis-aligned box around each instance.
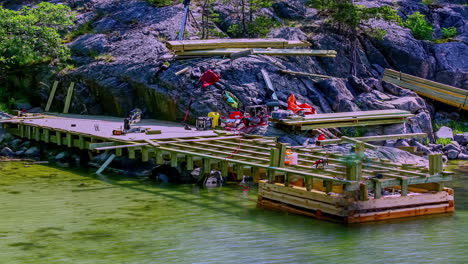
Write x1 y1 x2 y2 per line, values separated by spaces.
404 12 433 40
146 0 173 7
0 3 74 68
441 27 458 38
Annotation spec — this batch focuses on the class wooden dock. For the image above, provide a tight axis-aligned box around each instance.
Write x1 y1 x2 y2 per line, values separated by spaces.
1 114 455 223
271 110 414 131
383 69 468 111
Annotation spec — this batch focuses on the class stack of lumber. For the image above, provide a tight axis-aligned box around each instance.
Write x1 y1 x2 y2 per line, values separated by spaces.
165 38 337 58
166 38 311 51
383 69 468 111
271 109 414 131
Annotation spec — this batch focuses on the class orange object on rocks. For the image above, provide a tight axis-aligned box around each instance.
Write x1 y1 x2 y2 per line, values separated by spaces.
287 94 316 115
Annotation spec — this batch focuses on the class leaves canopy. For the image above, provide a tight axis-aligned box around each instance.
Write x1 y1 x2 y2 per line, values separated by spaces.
0 2 74 69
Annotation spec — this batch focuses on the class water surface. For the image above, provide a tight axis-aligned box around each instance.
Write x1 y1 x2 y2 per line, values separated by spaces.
0 161 467 264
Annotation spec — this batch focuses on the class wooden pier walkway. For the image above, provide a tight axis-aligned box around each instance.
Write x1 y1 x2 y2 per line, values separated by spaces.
1 114 454 222
383 69 468 111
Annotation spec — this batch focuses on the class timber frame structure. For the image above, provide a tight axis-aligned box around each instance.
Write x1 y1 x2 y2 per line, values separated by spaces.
1 114 455 223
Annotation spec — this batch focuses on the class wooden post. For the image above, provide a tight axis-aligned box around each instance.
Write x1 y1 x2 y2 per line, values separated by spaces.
429 153 443 176
346 160 362 181
284 172 289 187
401 178 408 196
43 129 50 143
66 133 72 148
355 142 365 157
142 147 149 162
186 155 194 170
305 177 313 191
34 127 40 141
116 148 122 157
203 158 211 174
56 131 61 145
267 169 275 183
373 180 382 199
27 126 32 140
155 150 164 165
171 152 178 167
221 160 228 178
269 148 279 167
96 154 116 174
128 148 136 159
19 124 24 138
277 143 287 168
45 81 59 112
78 135 85 150
324 181 333 193
63 82 75 114
359 183 369 201
236 164 245 181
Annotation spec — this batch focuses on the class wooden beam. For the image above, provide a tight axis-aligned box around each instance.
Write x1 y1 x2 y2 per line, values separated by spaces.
317 133 427 145
96 154 116 174
341 136 377 150
94 143 148 151
63 82 75 114
280 69 332 79
89 142 116 150
261 69 278 100
45 81 59 112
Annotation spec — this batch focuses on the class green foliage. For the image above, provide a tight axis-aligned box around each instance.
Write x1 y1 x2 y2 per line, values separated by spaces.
341 127 367 138
308 0 401 37
94 53 114 63
63 21 94 43
146 0 173 7
223 0 275 37
441 26 458 38
403 12 433 40
0 3 74 68
421 0 434 5
436 138 452 146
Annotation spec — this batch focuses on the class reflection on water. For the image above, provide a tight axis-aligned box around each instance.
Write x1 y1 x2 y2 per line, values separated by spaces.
0 161 467 264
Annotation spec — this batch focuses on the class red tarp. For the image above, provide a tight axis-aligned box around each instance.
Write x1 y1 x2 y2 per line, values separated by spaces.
287 94 316 115
200 69 220 88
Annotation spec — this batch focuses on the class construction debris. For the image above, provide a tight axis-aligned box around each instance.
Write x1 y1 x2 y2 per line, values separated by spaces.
383 69 468 111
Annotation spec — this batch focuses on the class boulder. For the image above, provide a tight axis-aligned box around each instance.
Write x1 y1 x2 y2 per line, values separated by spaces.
443 143 461 153
433 42 468 89
457 153 468 160
386 96 426 113
272 1 306 20
454 133 468 146
55 152 69 161
435 126 453 140
412 141 432 155
316 78 360 112
0 147 14 157
447 149 459 160
24 146 40 157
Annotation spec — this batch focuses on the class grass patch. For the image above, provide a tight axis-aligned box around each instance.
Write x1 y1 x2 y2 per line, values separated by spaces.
436 138 452 146
63 21 94 43
341 127 367 138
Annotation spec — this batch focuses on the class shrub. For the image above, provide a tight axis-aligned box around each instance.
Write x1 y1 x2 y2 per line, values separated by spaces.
441 26 458 38
404 12 433 40
0 3 74 68
146 0 173 7
63 21 94 43
436 138 452 146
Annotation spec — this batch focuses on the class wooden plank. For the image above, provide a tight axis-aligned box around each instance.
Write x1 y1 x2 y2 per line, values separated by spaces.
341 136 377 150
89 142 116 150
280 69 332 79
299 118 406 130
96 154 116 174
156 136 242 145
45 81 59 112
175 48 336 57
317 133 427 145
281 113 414 125
281 109 411 121
166 38 311 51
277 143 287 168
44 129 50 143
94 143 149 151
63 82 75 114
261 69 277 100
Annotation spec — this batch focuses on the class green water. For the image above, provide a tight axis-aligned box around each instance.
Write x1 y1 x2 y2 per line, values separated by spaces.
0 161 467 264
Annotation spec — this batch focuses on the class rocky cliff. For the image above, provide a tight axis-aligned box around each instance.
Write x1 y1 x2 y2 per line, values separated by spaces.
4 0 468 141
